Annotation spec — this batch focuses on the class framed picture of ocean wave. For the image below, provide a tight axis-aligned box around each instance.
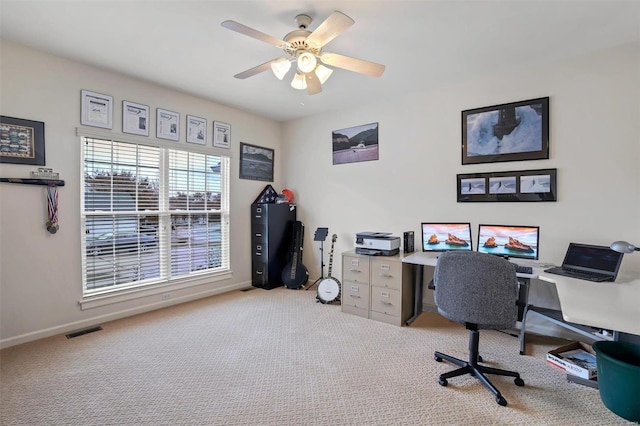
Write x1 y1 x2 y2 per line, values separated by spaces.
462 97 549 165
457 168 556 202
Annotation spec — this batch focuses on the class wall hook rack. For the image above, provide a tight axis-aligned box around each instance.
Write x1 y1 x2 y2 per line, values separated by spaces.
0 177 65 186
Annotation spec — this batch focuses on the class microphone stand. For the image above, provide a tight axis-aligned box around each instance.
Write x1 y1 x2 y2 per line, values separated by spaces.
306 227 328 290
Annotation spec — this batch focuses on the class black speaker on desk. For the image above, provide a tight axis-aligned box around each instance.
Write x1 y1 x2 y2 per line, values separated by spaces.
404 231 415 253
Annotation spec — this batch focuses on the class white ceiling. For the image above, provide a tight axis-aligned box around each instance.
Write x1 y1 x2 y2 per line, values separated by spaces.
1 1 639 122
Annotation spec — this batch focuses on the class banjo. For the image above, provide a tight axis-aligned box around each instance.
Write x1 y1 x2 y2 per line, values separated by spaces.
317 234 341 304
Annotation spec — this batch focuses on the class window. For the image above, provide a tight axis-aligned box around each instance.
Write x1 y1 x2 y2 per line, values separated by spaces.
81 137 229 297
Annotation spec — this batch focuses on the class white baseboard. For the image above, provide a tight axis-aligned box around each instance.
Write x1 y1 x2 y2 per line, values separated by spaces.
0 281 251 349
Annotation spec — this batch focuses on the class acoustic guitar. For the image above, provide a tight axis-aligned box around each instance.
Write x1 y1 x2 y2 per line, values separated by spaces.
282 221 309 289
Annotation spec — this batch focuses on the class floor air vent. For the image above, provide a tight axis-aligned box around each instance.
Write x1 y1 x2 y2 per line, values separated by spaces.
66 326 103 339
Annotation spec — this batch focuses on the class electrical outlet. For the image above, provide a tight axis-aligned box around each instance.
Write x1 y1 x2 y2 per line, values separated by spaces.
161 293 172 300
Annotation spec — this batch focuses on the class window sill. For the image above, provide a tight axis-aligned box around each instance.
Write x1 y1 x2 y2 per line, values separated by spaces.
79 271 232 310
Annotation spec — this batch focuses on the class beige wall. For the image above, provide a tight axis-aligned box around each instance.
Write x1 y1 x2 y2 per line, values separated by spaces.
0 40 283 347
1 39 639 347
282 42 640 305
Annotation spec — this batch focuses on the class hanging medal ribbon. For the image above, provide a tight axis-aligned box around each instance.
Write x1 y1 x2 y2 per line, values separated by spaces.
46 185 59 234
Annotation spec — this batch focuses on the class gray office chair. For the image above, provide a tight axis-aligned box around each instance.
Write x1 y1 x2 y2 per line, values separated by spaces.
433 251 525 406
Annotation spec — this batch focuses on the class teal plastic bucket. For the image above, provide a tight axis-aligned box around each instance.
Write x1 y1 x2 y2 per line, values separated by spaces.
592 341 640 422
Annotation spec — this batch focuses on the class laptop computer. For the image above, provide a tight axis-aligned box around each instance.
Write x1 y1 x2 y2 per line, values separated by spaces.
544 243 624 282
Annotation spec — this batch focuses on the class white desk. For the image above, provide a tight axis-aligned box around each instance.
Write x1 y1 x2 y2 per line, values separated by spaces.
537 271 640 336
401 252 539 325
403 251 640 342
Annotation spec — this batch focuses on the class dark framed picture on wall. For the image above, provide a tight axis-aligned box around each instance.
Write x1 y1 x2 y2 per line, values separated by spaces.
239 142 274 182
462 97 549 165
0 116 46 165
457 168 557 202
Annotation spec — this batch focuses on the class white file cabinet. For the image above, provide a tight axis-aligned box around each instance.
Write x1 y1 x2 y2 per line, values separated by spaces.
341 252 370 319
341 251 412 326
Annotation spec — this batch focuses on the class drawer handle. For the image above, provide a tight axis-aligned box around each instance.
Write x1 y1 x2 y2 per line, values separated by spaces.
256 271 263 275
382 301 393 306
379 273 393 278
255 233 262 237
350 295 361 298
349 269 361 273
255 252 262 256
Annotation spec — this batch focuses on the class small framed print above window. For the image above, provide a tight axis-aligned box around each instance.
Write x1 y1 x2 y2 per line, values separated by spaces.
156 108 179 141
81 90 113 129
213 121 231 149
186 115 207 145
122 101 149 136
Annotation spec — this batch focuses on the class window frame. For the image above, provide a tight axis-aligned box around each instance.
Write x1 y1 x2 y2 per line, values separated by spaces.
79 129 231 305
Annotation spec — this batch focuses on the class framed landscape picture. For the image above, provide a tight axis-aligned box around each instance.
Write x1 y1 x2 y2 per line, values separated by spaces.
239 142 274 182
462 97 549 165
332 122 379 165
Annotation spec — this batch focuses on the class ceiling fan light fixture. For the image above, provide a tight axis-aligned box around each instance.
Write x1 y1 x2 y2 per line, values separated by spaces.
270 58 291 80
291 72 307 90
314 64 333 85
297 51 317 73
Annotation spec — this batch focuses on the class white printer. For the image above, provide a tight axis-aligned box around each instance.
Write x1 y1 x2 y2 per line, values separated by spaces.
354 232 401 256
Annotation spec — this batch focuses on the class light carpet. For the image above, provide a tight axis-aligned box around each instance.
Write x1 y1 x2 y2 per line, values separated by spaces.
0 287 631 425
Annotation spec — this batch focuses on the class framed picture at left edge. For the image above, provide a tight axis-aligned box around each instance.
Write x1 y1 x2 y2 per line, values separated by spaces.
81 89 113 129
0 116 46 165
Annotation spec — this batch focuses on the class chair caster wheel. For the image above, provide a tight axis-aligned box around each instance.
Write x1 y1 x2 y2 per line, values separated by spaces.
514 377 525 386
478 355 483 363
496 396 507 406
519 350 525 355
434 355 442 362
438 378 448 386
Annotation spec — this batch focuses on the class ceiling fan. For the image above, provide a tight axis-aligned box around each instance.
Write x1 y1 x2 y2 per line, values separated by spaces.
221 11 385 95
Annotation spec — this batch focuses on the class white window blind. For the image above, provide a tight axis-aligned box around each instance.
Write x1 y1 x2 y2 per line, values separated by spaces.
81 136 230 296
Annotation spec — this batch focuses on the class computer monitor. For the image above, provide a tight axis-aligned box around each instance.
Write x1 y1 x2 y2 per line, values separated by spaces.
421 223 473 252
477 224 539 260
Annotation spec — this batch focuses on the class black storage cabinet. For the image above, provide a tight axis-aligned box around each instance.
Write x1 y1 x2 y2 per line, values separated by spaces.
251 203 296 289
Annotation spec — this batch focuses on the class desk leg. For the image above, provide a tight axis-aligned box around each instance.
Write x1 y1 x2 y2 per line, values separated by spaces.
517 278 531 355
519 305 531 355
406 264 424 325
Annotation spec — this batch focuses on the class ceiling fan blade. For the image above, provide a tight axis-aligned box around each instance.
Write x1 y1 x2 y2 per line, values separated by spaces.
221 20 289 49
233 59 280 79
305 72 322 95
319 52 385 77
306 11 354 49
